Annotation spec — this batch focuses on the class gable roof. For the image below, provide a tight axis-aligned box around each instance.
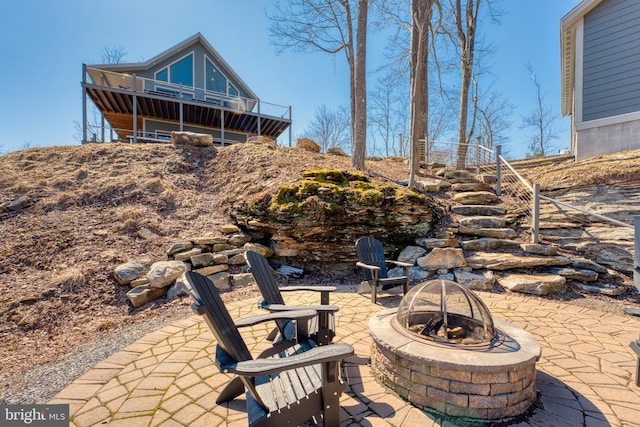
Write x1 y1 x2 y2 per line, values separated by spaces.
560 0 604 116
88 33 258 100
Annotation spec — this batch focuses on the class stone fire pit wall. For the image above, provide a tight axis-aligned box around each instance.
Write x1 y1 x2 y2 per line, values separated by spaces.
369 311 540 421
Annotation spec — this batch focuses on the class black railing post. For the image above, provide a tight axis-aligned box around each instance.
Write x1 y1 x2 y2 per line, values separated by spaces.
635 215 640 291
475 136 481 174
532 183 540 244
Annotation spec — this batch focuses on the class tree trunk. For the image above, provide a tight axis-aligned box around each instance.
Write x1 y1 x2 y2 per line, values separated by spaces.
352 0 368 170
409 0 431 188
454 0 479 170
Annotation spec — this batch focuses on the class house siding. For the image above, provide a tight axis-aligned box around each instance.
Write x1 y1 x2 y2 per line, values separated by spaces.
582 0 640 122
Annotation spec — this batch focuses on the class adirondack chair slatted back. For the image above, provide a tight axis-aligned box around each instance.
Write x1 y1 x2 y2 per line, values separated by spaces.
245 251 286 305
355 237 389 279
183 271 252 362
245 250 290 338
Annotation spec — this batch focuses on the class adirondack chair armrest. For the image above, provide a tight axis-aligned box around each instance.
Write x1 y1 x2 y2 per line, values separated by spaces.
279 285 336 305
280 285 337 293
356 261 380 271
260 303 340 314
219 343 354 376
234 309 318 328
387 260 413 268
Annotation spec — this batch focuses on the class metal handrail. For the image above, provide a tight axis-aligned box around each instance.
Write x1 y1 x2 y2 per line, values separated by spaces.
498 154 534 192
539 195 634 229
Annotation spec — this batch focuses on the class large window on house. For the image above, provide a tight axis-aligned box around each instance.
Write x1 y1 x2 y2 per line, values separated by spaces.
156 68 168 82
206 58 227 93
206 57 239 96
154 54 193 87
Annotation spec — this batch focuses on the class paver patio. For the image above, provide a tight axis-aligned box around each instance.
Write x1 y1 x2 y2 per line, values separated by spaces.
50 286 640 426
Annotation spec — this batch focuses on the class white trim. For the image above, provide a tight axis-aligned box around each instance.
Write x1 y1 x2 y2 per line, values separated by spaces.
561 0 602 27
574 19 584 124
576 110 640 131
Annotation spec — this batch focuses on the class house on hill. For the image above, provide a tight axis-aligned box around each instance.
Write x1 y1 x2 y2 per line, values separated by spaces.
561 0 640 160
81 33 291 145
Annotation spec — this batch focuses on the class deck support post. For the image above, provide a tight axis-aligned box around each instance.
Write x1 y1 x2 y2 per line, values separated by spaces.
257 100 261 136
221 109 225 147
132 74 138 144
82 64 87 144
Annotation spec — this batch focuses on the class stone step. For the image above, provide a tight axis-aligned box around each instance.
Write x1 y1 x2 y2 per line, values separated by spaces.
465 252 570 270
457 226 516 239
444 170 479 184
453 191 498 205
451 205 507 216
459 238 521 251
450 182 494 193
498 273 566 296
458 216 506 229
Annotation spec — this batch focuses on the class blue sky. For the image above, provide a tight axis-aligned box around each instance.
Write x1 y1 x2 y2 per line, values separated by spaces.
0 0 578 159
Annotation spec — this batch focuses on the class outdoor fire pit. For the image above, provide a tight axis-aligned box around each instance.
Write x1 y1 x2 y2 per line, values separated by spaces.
369 280 541 421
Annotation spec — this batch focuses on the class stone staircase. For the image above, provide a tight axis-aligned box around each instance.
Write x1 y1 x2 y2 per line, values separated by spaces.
397 169 627 297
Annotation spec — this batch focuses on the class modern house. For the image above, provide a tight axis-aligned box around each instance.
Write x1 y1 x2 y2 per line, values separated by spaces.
82 33 291 145
561 0 640 160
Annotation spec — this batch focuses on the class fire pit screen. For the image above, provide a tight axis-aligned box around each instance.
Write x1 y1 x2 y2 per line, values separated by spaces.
395 279 495 345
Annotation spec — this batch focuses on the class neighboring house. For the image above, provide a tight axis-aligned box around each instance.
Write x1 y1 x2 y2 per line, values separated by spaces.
561 0 640 161
82 33 291 145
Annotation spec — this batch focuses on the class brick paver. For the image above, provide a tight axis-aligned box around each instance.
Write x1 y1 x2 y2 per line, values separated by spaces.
49 286 640 426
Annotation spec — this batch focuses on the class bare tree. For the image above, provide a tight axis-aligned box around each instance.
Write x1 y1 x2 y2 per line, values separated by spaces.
353 0 368 169
268 0 368 169
304 105 351 152
522 62 559 157
408 0 438 188
476 90 513 153
99 46 128 64
433 0 501 169
450 0 480 169
369 65 408 157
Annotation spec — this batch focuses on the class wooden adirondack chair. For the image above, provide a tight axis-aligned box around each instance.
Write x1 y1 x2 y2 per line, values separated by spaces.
355 237 412 304
245 250 338 345
182 271 354 427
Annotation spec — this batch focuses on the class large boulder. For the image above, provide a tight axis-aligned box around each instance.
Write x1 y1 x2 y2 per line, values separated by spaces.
326 147 348 156
453 270 495 291
498 273 566 296
146 261 187 289
417 248 467 271
295 138 321 153
126 285 167 307
171 131 214 147
114 259 154 285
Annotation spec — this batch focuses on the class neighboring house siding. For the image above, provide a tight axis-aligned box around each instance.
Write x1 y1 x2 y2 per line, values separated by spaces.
582 0 640 121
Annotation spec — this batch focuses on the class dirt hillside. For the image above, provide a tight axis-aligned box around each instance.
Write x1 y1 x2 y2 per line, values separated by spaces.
0 143 638 382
